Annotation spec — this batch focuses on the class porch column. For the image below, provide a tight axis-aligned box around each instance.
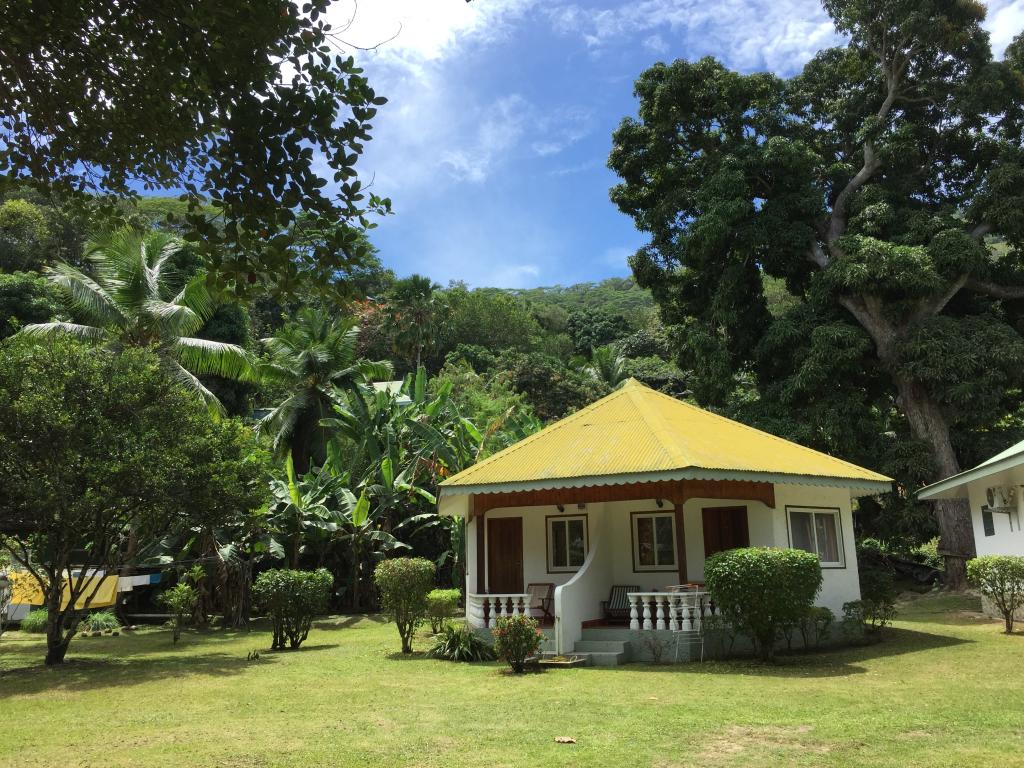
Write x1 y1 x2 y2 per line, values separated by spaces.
670 494 688 584
475 507 486 594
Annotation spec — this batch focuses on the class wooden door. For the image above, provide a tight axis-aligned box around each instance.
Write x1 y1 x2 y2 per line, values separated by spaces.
487 517 524 593
702 506 750 557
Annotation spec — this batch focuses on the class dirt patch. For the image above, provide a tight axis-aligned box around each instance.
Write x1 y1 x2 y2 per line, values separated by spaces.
692 724 828 765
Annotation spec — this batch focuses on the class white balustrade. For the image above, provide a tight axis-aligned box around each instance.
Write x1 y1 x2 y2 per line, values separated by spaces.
466 593 531 628
626 592 716 632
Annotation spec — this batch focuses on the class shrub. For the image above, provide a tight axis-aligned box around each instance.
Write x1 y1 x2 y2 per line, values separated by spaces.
967 555 1024 633
426 588 461 633
492 614 543 673
253 568 333 650
841 601 867 641
373 557 435 653
913 538 943 570
427 623 496 662
159 583 198 644
79 610 120 633
704 547 823 661
19 609 48 634
859 565 897 631
798 606 834 650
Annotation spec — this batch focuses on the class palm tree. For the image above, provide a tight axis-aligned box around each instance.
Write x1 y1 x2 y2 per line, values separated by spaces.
587 344 629 389
19 227 252 413
258 307 391 475
386 274 441 370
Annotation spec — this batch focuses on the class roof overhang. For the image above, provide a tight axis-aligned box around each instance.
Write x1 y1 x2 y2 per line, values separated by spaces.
439 468 892 500
918 454 1024 500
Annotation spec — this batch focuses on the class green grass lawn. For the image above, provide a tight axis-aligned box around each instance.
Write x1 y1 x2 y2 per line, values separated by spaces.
1 593 1022 767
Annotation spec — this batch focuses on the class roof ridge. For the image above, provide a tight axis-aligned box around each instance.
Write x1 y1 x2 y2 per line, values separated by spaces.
624 382 689 467
638 385 887 480
446 384 635 484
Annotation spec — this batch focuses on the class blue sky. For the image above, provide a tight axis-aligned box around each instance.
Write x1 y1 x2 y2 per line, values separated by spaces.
338 0 1024 289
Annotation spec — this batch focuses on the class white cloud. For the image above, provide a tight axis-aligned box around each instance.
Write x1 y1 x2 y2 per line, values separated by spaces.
987 0 1024 57
544 0 839 74
543 0 1023 74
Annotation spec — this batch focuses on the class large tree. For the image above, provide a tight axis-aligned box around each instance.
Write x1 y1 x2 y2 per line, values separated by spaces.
258 307 391 475
0 339 266 665
609 0 1024 585
0 0 389 292
20 228 253 413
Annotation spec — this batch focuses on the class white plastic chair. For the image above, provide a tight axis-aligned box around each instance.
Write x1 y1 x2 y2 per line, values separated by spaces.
672 590 705 662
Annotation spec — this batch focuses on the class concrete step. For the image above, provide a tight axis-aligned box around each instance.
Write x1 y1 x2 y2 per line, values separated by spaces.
586 650 627 667
572 640 629 653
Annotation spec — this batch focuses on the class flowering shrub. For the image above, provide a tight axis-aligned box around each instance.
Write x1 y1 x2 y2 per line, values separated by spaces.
492 614 543 673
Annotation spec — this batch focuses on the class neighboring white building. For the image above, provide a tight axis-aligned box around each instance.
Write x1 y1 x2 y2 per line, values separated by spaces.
437 380 892 661
918 441 1024 557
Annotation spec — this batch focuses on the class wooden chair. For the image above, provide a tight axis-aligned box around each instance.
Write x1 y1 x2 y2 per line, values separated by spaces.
601 584 641 624
526 582 554 622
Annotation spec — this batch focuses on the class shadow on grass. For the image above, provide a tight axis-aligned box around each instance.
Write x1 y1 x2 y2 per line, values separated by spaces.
0 649 278 699
608 626 970 678
316 614 389 630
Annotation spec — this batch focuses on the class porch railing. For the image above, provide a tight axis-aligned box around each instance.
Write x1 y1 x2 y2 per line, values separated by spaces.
626 592 717 631
466 593 531 628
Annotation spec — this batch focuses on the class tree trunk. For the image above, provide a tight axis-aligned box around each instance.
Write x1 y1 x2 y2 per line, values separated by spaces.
350 541 361 612
894 373 975 588
44 585 71 666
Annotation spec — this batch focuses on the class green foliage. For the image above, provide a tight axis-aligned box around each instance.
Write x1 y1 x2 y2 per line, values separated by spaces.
19 609 48 634
426 589 462 634
79 610 120 633
704 547 823 661
621 355 687 395
0 0 390 293
386 275 441 372
0 338 267 664
798 606 834 650
967 555 1024 633
252 568 333 650
373 557 435 654
858 564 898 631
433 286 542 365
566 307 632 357
0 271 63 340
0 198 52 272
258 308 391 474
492 614 543 674
427 623 496 662
18 227 255 414
608 3 1024 574
159 583 198 644
481 350 609 421
586 344 629 389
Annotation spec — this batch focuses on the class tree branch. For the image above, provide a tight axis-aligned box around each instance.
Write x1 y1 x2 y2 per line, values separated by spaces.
912 274 968 323
966 278 1024 300
970 222 993 241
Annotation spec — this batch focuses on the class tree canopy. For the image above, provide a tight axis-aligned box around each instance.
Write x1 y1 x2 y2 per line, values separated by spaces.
609 0 1024 584
0 0 390 292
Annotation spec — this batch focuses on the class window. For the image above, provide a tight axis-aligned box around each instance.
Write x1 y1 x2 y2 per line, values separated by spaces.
982 508 995 537
787 507 844 567
547 515 588 572
631 512 677 571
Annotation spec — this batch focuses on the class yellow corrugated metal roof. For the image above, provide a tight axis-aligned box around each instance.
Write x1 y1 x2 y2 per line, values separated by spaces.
440 379 891 493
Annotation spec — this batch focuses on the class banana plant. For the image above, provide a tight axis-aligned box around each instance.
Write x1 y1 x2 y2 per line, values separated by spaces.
333 489 408 611
266 454 337 568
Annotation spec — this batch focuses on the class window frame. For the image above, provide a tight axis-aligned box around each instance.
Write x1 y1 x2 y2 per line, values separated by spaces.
982 508 995 537
545 514 589 573
630 510 679 572
786 505 846 569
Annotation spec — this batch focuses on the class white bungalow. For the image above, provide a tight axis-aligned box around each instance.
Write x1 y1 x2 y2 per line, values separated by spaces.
918 440 1024 557
437 380 891 663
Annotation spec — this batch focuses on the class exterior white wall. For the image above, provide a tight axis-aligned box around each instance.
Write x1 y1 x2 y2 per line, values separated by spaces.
773 483 861 614
966 481 1024 557
455 481 863 632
